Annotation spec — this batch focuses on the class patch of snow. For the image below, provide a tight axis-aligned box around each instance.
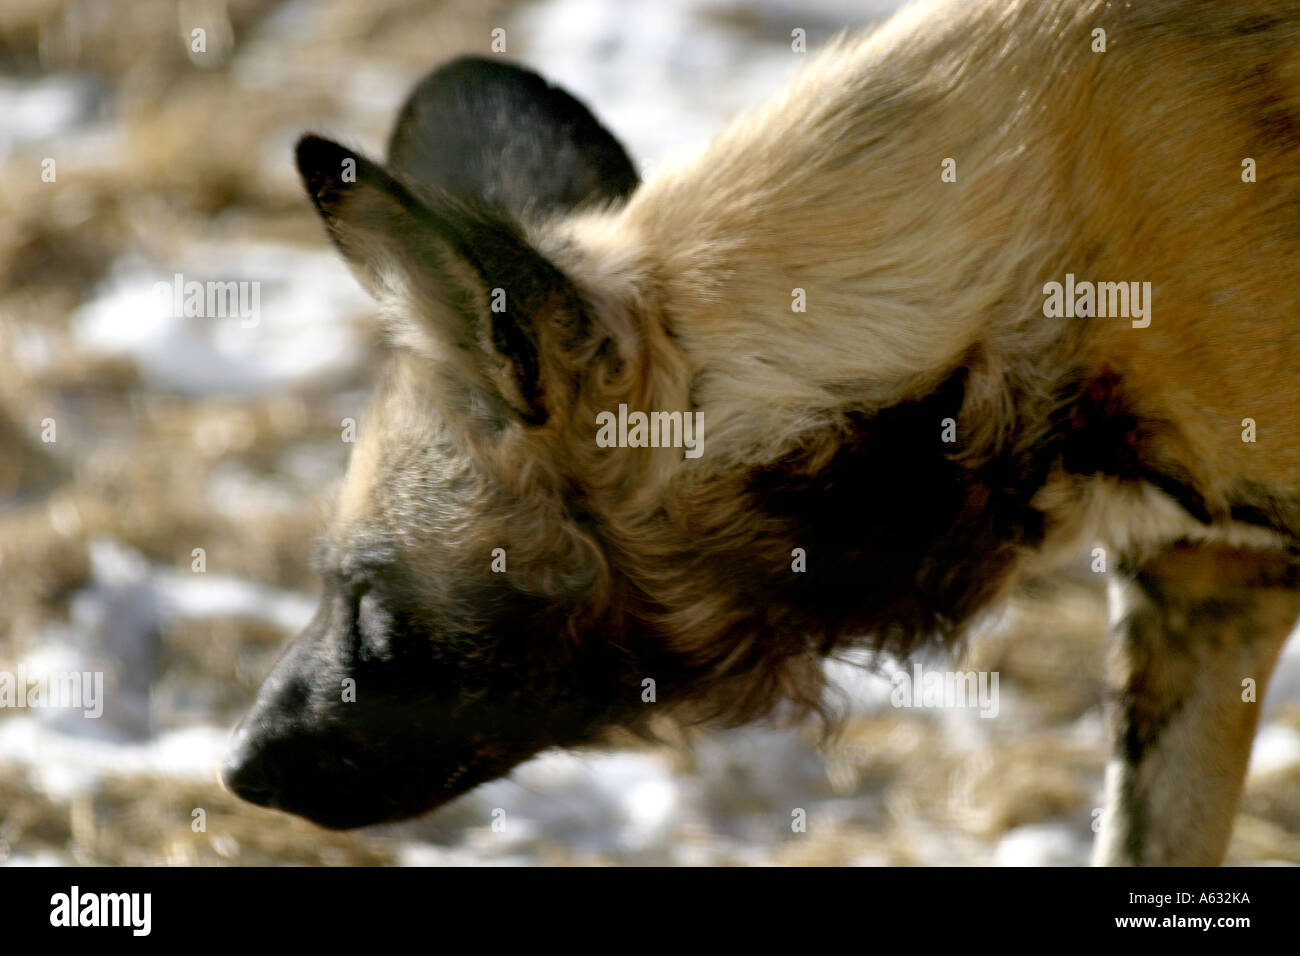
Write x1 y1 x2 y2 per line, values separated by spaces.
994 822 1089 866
0 73 104 160
0 718 229 802
72 243 371 396
1248 722 1300 779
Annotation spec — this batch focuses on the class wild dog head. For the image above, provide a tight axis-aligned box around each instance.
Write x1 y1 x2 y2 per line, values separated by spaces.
222 57 667 829
224 55 1052 830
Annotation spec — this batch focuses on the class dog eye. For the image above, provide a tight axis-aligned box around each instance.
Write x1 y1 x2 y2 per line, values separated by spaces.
355 590 395 661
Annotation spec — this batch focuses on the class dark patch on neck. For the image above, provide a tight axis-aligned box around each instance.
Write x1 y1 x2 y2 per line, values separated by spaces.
1228 486 1300 542
1058 372 1214 525
1059 374 1300 540
739 367 1056 658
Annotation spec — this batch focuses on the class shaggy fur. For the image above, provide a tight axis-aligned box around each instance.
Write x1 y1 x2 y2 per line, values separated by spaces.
226 0 1300 863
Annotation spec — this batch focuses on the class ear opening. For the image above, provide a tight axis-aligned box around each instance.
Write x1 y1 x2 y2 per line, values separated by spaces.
296 134 436 294
296 134 592 427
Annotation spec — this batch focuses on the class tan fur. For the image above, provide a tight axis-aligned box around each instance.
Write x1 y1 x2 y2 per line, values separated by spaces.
555 0 1300 855
510 0 1300 717
553 0 1300 519
317 0 1300 855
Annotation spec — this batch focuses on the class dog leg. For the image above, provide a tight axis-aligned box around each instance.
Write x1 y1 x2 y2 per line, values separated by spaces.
1093 542 1300 865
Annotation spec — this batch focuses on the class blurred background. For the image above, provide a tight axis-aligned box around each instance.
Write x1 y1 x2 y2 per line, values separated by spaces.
1 0 1298 866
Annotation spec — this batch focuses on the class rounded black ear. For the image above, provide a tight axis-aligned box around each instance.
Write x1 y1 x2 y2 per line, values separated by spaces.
386 56 639 217
293 133 573 427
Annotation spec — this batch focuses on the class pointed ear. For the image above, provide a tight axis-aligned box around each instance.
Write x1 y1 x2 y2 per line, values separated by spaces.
296 134 587 426
386 56 639 218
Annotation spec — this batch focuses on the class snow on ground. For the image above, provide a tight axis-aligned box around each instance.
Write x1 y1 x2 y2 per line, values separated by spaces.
513 0 899 170
71 243 371 396
0 73 105 162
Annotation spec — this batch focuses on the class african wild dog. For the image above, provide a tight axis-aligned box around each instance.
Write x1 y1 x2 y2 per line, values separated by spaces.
223 0 1300 865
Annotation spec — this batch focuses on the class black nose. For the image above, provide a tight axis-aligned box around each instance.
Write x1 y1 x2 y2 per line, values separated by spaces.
222 734 279 809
